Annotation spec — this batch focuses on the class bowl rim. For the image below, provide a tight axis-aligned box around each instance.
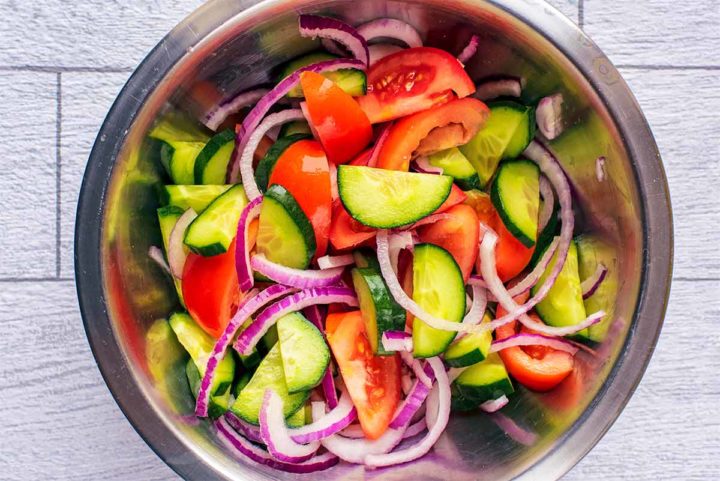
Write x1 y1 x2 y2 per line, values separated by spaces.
75 0 673 479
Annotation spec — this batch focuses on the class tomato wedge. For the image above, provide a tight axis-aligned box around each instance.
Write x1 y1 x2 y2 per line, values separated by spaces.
329 201 376 251
418 204 479 281
267 139 332 257
495 294 574 392
326 310 401 439
182 238 241 338
299 71 373 164
464 190 534 281
375 98 489 171
358 47 476 124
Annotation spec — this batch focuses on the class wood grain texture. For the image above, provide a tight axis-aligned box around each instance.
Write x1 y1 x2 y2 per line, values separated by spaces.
584 0 720 66
546 0 579 23
0 72 58 278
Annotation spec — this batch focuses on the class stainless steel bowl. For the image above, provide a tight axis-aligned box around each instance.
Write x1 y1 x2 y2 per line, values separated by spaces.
75 0 672 479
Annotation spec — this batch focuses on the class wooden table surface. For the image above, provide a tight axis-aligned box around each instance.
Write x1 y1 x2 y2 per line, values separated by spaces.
0 1 717 479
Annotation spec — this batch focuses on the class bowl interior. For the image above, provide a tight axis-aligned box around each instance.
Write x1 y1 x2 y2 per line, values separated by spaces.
78 1 668 480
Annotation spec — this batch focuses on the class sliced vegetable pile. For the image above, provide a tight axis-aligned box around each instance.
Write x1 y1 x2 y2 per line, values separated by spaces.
146 14 617 474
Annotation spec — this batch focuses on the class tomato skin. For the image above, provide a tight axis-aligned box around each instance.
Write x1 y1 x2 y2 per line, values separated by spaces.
418 204 479 281
495 294 574 392
326 310 401 439
329 201 376 251
300 71 373 164
376 98 489 171
182 238 241 339
268 139 332 257
436 184 467 213
464 190 534 282
358 47 476 124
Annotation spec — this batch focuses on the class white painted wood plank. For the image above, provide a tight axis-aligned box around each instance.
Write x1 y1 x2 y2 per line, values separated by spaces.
0 0 203 68
0 72 57 278
546 0 579 24
584 0 720 66
60 72 130 278
564 279 720 480
0 280 178 480
619 67 720 280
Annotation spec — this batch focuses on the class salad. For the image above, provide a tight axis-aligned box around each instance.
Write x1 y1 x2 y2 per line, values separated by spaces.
146 14 616 473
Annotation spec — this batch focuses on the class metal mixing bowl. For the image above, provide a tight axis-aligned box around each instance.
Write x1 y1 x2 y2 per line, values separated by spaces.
75 0 673 479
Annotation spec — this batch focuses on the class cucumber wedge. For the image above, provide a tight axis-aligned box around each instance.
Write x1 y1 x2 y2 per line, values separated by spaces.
279 52 367 98
459 101 535 187
451 353 514 410
278 121 312 138
277 312 330 393
185 359 230 419
184 184 248 256
412 243 466 358
426 148 481 191
352 267 406 355
231 343 310 425
338 166 453 228
576 235 619 342
157 206 185 305
491 159 540 247
165 141 206 184
255 134 312 192
256 184 316 269
532 241 589 340
193 129 235 185
444 311 493 367
158 184 233 213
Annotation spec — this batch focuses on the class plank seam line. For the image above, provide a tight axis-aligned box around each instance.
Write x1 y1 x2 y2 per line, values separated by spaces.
56 72 62 278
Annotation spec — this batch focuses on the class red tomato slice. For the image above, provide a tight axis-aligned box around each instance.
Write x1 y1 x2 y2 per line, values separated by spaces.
182 238 241 338
326 310 401 439
267 139 332 257
464 190 534 282
495 293 574 392
435 184 467 213
300 71 373 164
375 98 489 171
418 204 479 281
329 201 376 251
358 47 476 124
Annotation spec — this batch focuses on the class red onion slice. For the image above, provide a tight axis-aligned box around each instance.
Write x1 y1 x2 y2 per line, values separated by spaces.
147 245 171 275
229 59 366 185
320 423 406 464
581 262 608 299
387 230 415 275
369 43 403 64
538 175 555 232
490 332 579 355
389 362 435 429
195 285 293 417
317 254 355 270
367 122 392 168
398 212 452 232
457 34 480 64
203 88 269 131
404 418 428 438
260 390 321 463
596 156 606 182
400 352 433 388
168 208 197 279
413 156 443 174
290 396 356 444
357 18 423 48
381 330 413 352
303 305 338 408
474 76 523 101
453 284 488 341
216 417 339 473
235 196 263 291
536 93 564 140
480 395 509 413
251 254 345 288
365 357 450 468
299 15 369 66
225 412 264 444
234 287 358 355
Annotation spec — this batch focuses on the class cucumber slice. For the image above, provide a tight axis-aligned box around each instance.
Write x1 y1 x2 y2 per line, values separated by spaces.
166 141 207 184
193 129 235 185
338 166 453 229
158 184 233 213
232 369 252 398
459 101 534 187
353 248 380 270
352 267 406 355
184 184 248 256
255 134 312 192
503 102 536 158
279 52 367 97
532 241 589 340
256 184 316 269
451 353 514 410
530 199 559 266
426 148 481 191
278 121 312 138
286 405 307 428
231 343 310 425
185 359 230 419
149 112 209 145
168 313 235 400
491 159 540 247
444 311 493 367
412 243 466 358
277 312 330 393
576 235 619 342
157 206 186 305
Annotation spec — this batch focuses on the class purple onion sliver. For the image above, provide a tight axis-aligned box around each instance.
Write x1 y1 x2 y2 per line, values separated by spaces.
389 363 435 429
236 196 263 291
596 156 607 182
538 175 555 232
225 413 264 444
357 18 423 48
250 254 345 289
368 43 403 65
536 93 564 140
473 76 523 101
204 88 269 131
259 390 320 463
581 262 608 299
457 34 480 64
289 393 356 444
147 245 171 276
490 332 579 355
304 305 339 409
299 15 369 66
167 209 197 279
